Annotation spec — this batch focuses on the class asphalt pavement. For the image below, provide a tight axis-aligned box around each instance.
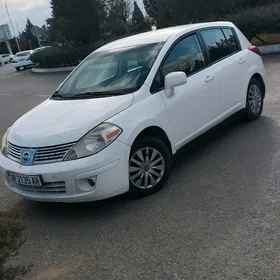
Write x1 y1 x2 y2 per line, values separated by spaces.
1 58 280 280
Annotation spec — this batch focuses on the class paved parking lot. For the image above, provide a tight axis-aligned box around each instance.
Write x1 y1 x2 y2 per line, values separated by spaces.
1 57 280 280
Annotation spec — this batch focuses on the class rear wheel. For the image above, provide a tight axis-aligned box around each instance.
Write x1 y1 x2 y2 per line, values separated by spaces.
244 78 264 121
128 136 172 198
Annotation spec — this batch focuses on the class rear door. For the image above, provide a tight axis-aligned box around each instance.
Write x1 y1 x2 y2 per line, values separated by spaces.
199 27 246 112
152 33 222 149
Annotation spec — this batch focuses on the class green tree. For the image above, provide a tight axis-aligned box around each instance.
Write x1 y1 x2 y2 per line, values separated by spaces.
132 1 149 32
143 0 157 19
145 0 271 28
40 24 50 45
47 0 107 45
23 18 39 49
106 0 132 37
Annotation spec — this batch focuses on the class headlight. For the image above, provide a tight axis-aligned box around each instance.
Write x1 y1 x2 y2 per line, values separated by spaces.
64 123 122 161
1 127 11 155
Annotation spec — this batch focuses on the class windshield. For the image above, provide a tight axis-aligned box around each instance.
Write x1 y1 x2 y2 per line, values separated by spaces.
16 51 31 57
54 43 164 99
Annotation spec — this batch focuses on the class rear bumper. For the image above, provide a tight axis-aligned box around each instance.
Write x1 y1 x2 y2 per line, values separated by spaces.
13 60 33 68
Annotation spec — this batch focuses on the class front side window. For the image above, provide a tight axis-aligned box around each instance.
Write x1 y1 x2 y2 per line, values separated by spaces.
162 34 205 77
54 43 164 99
200 29 232 63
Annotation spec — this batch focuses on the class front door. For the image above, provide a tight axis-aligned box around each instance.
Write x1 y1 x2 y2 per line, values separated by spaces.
157 33 222 149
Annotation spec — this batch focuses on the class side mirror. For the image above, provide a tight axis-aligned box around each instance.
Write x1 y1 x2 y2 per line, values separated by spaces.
164 71 187 98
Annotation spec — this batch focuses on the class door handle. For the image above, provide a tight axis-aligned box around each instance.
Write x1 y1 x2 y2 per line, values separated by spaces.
205 75 215 83
239 58 246 64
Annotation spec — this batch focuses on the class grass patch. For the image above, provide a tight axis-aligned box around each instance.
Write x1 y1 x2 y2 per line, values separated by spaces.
0 210 30 280
251 33 280 46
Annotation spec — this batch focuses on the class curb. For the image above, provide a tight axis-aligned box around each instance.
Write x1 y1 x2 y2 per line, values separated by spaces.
32 65 76 73
259 44 280 55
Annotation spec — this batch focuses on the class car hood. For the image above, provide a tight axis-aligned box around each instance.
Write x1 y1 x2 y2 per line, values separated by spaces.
9 94 134 147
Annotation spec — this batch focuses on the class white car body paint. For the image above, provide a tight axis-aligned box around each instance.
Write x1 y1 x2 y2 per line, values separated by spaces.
0 21 265 202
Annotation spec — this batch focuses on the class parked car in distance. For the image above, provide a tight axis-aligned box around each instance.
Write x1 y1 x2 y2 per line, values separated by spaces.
13 50 34 71
0 54 15 64
0 21 265 203
33 46 51 53
0 55 3 67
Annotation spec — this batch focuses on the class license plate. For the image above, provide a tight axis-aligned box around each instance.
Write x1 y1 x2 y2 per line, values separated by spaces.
6 171 43 187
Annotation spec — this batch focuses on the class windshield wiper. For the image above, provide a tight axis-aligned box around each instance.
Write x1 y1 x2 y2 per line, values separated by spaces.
51 89 133 100
67 90 130 99
51 92 74 100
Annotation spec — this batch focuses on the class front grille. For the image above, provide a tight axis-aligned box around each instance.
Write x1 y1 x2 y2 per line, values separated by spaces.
7 142 76 165
7 142 21 162
11 181 66 194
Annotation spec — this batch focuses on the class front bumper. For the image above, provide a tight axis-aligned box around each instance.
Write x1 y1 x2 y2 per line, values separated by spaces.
0 140 130 202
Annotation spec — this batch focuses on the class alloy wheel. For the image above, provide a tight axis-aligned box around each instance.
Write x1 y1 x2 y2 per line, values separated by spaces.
248 84 262 114
129 147 165 189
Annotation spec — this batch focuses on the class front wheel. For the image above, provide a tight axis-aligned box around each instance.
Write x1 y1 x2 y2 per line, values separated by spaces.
244 78 264 121
128 136 172 198
16 67 20 72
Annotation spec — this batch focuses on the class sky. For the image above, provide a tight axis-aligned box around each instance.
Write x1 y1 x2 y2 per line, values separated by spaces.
0 0 144 36
0 0 51 35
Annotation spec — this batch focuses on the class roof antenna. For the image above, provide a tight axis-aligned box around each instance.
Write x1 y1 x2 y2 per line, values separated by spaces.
190 6 200 24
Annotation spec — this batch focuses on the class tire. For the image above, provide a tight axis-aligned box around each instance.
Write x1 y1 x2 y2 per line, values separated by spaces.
244 78 264 121
128 136 172 198
16 67 20 72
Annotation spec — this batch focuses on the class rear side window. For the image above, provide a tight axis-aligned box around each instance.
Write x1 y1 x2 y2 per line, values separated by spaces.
162 34 205 77
222 28 240 53
200 29 232 63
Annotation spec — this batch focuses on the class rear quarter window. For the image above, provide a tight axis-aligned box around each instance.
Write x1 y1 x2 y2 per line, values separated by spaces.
200 28 232 63
222 28 240 53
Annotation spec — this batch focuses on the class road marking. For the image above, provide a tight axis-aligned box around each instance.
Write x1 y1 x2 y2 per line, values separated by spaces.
37 94 50 97
0 94 12 96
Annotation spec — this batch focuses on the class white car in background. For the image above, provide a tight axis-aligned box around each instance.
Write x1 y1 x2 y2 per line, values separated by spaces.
13 50 34 71
0 54 15 64
0 55 3 67
34 46 51 52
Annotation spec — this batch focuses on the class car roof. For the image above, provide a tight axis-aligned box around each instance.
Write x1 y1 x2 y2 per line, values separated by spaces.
16 50 32 54
97 21 235 52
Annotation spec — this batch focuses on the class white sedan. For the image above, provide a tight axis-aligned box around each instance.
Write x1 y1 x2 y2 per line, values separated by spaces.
13 50 34 71
0 54 15 64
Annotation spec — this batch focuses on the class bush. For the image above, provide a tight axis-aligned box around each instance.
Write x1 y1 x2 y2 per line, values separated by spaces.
208 2 280 42
0 210 29 280
30 45 96 68
30 33 151 69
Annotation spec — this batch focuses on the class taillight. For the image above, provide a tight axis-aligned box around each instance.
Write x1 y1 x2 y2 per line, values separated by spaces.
248 45 261 56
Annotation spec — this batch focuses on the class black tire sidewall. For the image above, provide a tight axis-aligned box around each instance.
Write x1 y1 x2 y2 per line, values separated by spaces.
245 78 264 121
128 136 172 197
